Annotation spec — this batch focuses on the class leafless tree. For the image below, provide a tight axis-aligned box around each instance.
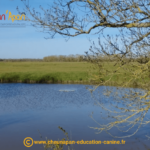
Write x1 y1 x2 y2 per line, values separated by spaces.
18 0 150 139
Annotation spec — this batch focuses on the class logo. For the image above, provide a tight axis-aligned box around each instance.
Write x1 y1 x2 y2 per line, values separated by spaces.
0 10 25 22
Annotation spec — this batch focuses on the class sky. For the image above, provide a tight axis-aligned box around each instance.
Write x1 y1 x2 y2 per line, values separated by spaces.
0 0 118 59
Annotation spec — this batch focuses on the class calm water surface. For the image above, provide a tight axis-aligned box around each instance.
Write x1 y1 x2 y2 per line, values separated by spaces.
0 83 149 150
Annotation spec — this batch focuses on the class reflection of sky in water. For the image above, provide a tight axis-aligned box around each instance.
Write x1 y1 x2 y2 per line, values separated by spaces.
0 84 149 150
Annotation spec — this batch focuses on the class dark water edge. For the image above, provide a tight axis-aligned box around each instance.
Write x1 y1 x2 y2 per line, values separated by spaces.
0 83 150 150
0 79 89 84
0 79 149 90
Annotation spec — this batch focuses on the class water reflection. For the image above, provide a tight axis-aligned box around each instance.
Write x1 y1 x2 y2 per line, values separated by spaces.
0 83 149 150
88 86 150 138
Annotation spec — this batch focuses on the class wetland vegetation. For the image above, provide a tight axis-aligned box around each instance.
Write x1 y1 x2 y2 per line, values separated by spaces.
0 58 150 90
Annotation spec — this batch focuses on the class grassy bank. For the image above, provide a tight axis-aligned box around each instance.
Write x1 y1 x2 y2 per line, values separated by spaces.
0 62 91 83
0 61 150 89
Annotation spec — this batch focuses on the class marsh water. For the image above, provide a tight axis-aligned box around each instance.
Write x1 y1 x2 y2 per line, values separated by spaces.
0 83 149 150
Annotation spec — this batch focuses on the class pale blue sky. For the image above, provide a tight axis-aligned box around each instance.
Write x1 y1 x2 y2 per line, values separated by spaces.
0 0 118 59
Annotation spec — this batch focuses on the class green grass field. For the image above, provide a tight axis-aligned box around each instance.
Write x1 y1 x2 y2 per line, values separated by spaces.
0 61 149 88
0 62 91 83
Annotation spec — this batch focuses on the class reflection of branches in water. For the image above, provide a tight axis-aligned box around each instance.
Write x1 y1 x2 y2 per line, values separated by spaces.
87 86 150 138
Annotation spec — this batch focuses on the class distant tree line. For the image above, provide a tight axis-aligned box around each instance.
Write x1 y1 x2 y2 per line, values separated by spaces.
1 53 150 63
0 55 85 62
43 55 85 62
